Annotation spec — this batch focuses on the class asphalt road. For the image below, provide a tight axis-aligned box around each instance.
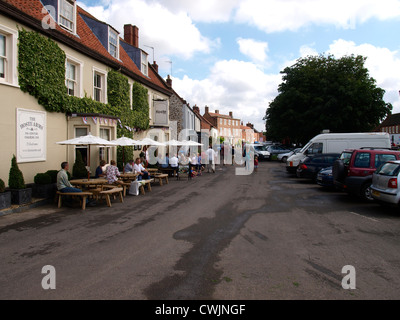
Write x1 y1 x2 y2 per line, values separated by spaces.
0 161 400 300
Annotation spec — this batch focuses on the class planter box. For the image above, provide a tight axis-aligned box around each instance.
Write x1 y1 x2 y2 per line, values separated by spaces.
0 191 11 210
10 188 32 205
33 183 56 199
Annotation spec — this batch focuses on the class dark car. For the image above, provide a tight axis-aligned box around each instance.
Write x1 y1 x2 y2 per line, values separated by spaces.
317 166 334 188
333 148 400 201
297 153 340 181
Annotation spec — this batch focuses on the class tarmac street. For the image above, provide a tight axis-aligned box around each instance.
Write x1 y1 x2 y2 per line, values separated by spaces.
0 162 400 299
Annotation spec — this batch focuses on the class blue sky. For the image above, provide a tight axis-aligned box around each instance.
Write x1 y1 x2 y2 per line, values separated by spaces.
77 0 400 132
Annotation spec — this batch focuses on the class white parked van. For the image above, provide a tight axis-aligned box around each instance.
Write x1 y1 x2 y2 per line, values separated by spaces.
286 132 391 173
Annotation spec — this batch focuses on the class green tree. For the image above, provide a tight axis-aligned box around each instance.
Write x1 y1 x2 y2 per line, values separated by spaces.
265 54 392 145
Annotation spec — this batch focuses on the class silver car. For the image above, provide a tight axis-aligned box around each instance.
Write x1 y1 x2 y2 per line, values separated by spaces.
370 160 400 205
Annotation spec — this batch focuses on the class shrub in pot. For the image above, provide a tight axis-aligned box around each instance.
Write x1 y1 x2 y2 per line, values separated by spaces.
33 172 56 199
73 152 88 179
0 178 11 210
8 155 32 205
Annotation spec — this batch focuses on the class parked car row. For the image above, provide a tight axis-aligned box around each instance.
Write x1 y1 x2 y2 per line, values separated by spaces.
286 146 400 208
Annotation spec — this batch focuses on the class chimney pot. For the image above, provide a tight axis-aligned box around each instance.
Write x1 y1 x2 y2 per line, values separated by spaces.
166 75 172 87
124 24 139 48
152 61 158 73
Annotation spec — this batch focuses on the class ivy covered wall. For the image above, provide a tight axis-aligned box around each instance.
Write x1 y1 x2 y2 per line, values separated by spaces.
17 29 150 134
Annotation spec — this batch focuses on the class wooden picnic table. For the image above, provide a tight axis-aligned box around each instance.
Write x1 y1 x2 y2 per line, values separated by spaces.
70 178 108 190
147 168 159 174
118 173 138 181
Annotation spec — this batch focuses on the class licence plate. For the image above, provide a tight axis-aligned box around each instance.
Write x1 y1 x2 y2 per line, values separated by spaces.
371 190 380 197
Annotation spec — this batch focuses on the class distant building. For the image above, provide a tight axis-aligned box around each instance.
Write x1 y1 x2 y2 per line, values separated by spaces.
375 113 400 146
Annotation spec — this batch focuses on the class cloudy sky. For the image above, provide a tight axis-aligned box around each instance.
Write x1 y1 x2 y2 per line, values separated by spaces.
77 0 400 133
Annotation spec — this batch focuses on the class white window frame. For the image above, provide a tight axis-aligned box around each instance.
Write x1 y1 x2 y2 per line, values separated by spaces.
108 27 119 59
141 51 148 76
0 24 18 87
92 67 107 103
65 55 83 98
99 127 111 163
58 0 77 34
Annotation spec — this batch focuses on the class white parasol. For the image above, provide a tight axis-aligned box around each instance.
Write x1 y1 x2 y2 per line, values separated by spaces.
56 133 117 179
110 136 140 172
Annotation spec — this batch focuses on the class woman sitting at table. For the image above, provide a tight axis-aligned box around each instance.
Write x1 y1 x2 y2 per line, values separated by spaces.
133 158 149 181
95 160 106 178
106 160 123 185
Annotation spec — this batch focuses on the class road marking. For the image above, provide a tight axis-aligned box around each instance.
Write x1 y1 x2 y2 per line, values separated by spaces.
349 212 379 222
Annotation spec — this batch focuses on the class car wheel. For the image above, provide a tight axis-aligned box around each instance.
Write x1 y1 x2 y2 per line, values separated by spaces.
281 156 288 163
361 183 374 201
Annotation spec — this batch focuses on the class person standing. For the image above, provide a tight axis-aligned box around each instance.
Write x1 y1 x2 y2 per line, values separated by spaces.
206 145 216 173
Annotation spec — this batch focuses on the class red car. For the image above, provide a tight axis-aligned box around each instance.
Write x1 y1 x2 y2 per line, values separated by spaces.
333 148 400 201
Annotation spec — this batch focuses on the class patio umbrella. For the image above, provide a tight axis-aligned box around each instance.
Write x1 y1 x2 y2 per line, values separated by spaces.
56 133 117 180
110 136 140 172
181 140 203 146
165 139 187 146
136 137 166 146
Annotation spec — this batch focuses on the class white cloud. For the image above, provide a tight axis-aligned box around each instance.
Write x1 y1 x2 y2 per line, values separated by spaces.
172 60 282 132
234 0 400 33
237 38 269 64
157 0 241 22
327 39 400 113
78 0 218 60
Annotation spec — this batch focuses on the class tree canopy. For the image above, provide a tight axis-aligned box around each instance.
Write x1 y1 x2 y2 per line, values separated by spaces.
264 54 392 145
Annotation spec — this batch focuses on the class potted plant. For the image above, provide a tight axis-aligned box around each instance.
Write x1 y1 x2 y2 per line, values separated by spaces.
8 155 32 205
0 178 11 210
73 152 88 179
33 172 56 199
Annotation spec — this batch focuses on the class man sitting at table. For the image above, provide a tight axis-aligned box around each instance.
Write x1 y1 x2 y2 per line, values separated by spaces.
106 160 123 185
133 158 150 181
95 160 106 178
57 162 96 206
124 160 134 173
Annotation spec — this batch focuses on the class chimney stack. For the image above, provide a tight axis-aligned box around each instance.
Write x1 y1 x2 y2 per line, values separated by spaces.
166 75 172 88
193 105 200 114
152 61 158 73
124 24 139 48
205 106 209 114
215 110 219 114
229 111 233 118
246 122 254 129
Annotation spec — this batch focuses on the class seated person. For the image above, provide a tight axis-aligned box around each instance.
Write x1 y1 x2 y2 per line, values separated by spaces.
133 158 149 181
106 160 123 185
57 161 95 206
169 154 179 168
124 160 134 173
95 160 106 178
158 153 169 168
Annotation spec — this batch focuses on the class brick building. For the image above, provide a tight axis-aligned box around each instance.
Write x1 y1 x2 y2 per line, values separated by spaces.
203 107 242 145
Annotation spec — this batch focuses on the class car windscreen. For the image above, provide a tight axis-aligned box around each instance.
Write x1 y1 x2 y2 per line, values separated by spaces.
339 152 352 166
375 162 400 176
254 146 267 151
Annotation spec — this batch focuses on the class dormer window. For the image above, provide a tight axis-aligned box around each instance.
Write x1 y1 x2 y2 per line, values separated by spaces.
141 51 148 76
59 0 76 33
108 28 119 59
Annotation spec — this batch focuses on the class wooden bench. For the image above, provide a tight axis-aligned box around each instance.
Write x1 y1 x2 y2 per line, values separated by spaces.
139 179 154 195
121 181 145 196
56 191 93 210
159 167 180 180
153 174 169 186
99 187 123 207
